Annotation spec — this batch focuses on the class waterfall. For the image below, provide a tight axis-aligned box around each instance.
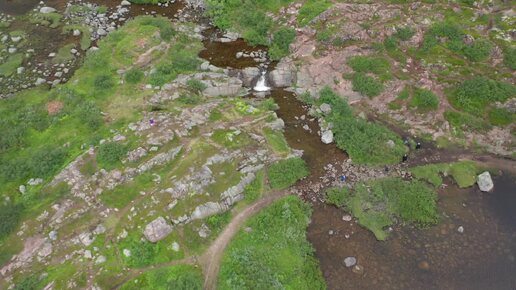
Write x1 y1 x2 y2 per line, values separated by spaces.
253 71 270 92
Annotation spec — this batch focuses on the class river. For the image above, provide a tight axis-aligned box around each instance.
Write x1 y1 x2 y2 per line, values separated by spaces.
2 0 515 289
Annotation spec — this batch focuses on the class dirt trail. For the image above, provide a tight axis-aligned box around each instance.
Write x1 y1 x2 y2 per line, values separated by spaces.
199 190 290 290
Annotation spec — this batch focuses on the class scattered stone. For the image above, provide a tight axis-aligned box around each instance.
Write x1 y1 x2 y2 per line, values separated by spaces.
121 0 131 6
94 224 106 235
418 260 430 270
352 265 364 275
477 171 494 192
171 242 180 252
27 178 43 186
8 47 17 54
97 28 107 36
73 29 81 36
19 185 26 194
342 215 352 222
344 256 357 267
457 226 464 234
84 250 92 259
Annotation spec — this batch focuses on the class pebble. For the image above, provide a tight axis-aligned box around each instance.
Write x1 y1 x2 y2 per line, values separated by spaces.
342 215 352 222
457 226 464 234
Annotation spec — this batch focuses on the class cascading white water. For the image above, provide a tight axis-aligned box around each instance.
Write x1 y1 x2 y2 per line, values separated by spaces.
253 71 270 92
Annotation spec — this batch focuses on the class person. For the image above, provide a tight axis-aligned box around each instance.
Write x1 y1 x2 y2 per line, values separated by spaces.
415 142 421 149
150 119 155 126
403 138 409 145
340 175 347 182
402 154 408 162
384 166 389 172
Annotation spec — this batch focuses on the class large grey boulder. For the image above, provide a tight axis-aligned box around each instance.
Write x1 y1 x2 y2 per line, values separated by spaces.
144 217 172 242
191 202 225 220
477 171 494 192
240 67 260 87
269 58 296 87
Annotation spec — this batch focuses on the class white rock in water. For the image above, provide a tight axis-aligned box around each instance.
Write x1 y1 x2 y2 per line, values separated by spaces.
344 256 357 267
39 7 56 14
73 29 81 36
121 0 131 6
477 171 494 192
321 130 334 144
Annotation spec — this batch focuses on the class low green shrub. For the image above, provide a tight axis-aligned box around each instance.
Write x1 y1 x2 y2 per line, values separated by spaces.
269 28 296 60
96 142 127 168
444 110 491 132
488 108 514 126
448 77 516 116
186 79 207 93
394 26 415 41
31 146 68 178
338 178 438 240
411 160 480 188
462 40 492 62
218 196 325 290
207 211 232 232
504 47 516 70
0 203 24 241
409 88 439 112
298 0 331 26
318 87 406 165
94 74 115 90
125 68 144 84
244 170 265 202
325 187 349 207
268 157 309 189
351 73 383 97
347 56 390 78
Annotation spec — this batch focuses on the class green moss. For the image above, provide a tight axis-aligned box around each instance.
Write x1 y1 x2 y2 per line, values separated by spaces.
267 157 309 190
218 196 326 290
488 107 514 126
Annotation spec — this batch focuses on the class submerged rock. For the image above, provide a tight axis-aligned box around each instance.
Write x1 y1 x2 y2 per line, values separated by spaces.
477 171 494 192
39 7 56 14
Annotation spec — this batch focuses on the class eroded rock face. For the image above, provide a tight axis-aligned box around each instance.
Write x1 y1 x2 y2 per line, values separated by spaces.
477 171 494 192
269 58 297 87
144 217 172 243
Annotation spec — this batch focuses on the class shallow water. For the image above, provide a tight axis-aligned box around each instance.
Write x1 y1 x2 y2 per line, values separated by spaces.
307 174 516 290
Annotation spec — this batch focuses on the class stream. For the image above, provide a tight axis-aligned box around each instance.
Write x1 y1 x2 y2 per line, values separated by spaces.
3 0 516 289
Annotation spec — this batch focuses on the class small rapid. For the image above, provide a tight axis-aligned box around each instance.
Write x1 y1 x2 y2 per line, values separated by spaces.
253 71 271 92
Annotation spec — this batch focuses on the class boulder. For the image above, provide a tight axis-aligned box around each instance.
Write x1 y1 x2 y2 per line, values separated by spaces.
477 171 494 192
344 256 357 267
268 118 285 131
143 216 172 242
39 7 57 14
320 103 332 114
191 202 225 220
269 58 296 87
121 0 131 6
321 130 334 144
240 67 260 87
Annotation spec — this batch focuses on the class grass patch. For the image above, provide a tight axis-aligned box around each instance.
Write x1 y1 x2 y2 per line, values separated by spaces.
298 0 332 26
488 108 514 126
212 129 251 149
96 141 127 169
317 87 406 165
351 73 383 97
244 170 265 202
410 160 480 188
121 265 202 290
0 53 23 77
409 88 439 112
101 173 154 208
347 56 391 80
218 196 325 290
267 157 309 190
327 178 438 240
448 77 515 116
263 127 289 154
444 110 491 132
